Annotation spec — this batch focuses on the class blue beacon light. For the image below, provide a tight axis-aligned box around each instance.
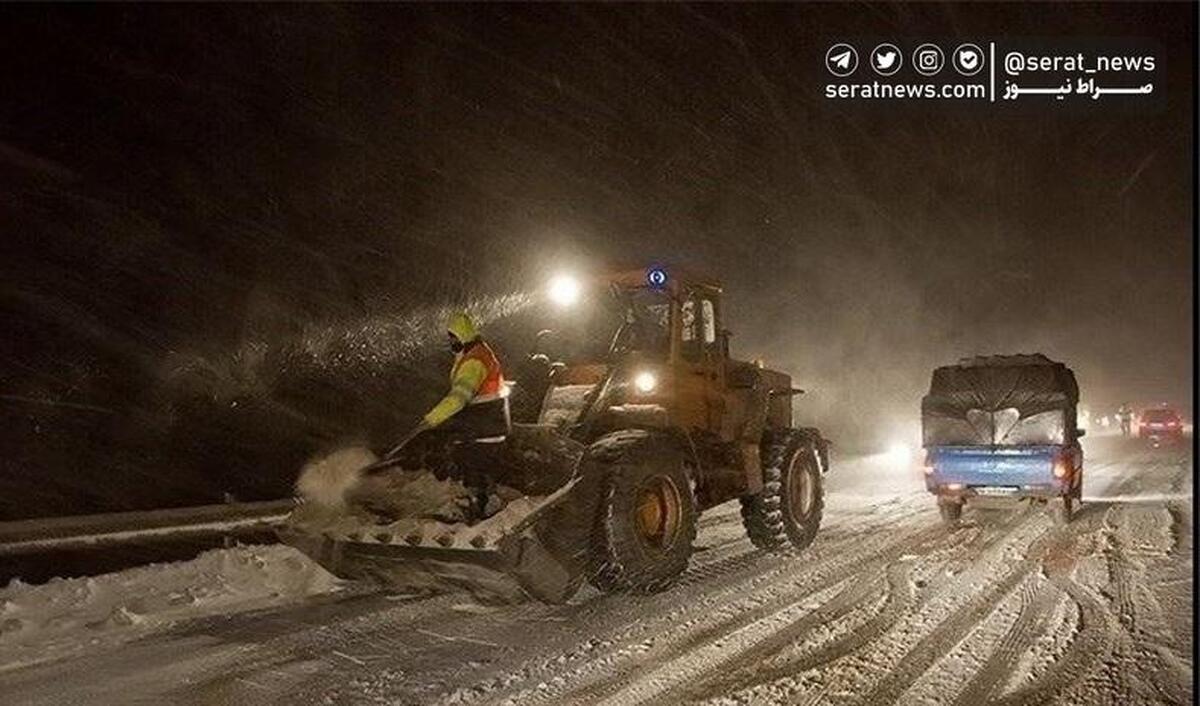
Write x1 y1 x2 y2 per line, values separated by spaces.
646 267 668 288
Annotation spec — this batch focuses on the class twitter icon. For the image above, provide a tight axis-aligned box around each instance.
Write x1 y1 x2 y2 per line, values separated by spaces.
871 43 903 76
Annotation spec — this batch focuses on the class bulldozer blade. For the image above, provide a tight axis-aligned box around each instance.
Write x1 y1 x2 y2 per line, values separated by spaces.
284 425 592 603
277 522 579 603
278 475 586 603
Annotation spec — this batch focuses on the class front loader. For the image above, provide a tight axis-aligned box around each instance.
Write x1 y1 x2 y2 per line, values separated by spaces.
279 266 831 602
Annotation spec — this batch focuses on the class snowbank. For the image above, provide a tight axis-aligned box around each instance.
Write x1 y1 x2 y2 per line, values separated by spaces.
0 544 341 671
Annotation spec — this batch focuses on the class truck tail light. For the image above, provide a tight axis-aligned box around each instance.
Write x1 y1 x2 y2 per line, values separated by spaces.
1053 457 1070 478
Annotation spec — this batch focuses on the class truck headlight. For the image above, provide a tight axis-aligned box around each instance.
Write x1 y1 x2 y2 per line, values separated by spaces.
633 371 658 393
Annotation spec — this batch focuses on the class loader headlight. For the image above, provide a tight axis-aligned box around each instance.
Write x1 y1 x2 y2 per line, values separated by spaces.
633 371 658 393
547 274 582 307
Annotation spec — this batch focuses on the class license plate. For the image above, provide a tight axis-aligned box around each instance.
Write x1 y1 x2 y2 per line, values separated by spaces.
974 486 1018 496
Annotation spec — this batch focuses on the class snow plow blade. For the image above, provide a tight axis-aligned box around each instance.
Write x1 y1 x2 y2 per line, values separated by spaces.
279 425 595 603
278 473 587 604
278 521 577 603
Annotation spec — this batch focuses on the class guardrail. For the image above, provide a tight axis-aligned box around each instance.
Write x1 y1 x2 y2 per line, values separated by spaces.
0 499 296 557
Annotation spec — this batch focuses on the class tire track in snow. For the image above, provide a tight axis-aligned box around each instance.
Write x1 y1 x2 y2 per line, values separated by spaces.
1003 449 1188 705
764 508 1052 706
852 543 1047 705
335 516 872 704
660 511 1029 702
672 560 911 702
710 506 1032 701
568 510 1024 706
990 512 1121 706
433 512 932 706
489 523 955 706
1098 499 1191 705
1080 453 1191 705
622 568 890 705
991 572 1117 706
951 529 1083 706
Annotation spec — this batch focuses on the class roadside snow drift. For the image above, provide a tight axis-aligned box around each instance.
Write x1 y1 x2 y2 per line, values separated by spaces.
0 544 340 671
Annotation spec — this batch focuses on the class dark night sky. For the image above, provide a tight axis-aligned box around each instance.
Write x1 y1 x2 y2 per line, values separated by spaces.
0 3 1193 517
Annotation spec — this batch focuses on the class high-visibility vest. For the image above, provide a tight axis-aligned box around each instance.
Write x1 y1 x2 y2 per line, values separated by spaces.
454 340 506 403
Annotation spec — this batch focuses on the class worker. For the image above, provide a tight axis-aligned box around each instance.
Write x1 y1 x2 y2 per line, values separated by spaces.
394 312 510 513
409 311 510 442
1117 403 1133 437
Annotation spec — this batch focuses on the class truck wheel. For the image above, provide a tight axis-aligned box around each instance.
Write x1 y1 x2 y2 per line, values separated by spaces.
586 431 698 594
1052 496 1074 525
740 429 824 552
938 499 963 527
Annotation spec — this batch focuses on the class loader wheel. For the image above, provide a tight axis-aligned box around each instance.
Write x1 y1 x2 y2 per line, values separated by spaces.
740 429 824 552
587 431 697 594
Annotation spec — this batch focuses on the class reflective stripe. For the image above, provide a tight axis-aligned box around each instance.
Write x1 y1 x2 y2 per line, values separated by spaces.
454 340 505 402
471 388 509 404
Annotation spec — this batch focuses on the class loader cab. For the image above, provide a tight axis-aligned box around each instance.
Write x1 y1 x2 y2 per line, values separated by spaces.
539 267 743 440
672 282 728 435
679 288 724 365
600 268 730 436
604 268 726 360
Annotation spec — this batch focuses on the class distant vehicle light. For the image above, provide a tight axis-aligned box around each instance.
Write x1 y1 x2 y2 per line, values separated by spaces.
547 274 582 307
884 442 911 467
633 371 658 393
646 267 668 288
945 483 963 491
1053 458 1070 478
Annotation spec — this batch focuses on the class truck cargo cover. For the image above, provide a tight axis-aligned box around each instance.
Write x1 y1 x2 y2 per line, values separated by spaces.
921 354 1079 446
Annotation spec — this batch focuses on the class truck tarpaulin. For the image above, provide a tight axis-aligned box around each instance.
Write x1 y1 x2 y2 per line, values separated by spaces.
921 354 1079 447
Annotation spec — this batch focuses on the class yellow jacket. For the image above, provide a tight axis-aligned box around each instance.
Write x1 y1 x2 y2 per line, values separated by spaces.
423 355 489 427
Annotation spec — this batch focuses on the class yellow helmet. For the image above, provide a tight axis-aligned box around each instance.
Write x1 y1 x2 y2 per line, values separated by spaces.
447 311 479 344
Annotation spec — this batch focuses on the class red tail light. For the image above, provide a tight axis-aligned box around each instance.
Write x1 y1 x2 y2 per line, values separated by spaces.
1053 457 1070 478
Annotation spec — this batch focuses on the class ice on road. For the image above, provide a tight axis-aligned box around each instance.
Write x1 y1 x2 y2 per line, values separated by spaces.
0 436 1190 705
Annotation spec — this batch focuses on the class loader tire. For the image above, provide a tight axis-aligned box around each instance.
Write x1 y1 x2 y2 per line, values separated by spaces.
740 428 824 552
586 430 697 594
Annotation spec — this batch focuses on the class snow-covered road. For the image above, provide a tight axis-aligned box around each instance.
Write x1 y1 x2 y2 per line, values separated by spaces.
0 436 1191 705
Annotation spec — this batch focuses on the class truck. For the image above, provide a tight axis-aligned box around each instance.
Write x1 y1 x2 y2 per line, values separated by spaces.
921 354 1084 526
